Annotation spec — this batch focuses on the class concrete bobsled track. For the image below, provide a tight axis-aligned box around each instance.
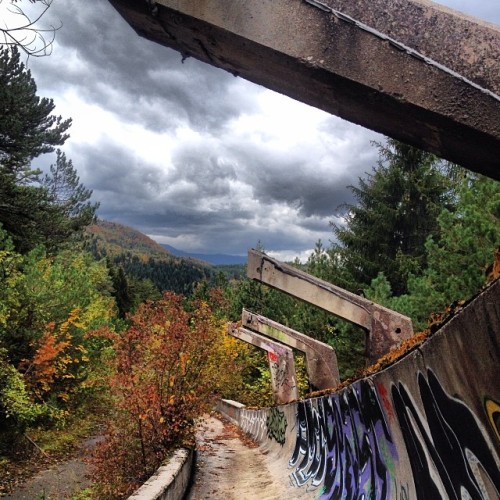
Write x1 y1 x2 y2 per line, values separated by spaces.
218 279 500 499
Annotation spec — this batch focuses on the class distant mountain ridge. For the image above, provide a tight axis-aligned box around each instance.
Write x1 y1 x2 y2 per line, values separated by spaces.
86 220 212 294
87 220 173 260
86 219 247 267
161 244 247 266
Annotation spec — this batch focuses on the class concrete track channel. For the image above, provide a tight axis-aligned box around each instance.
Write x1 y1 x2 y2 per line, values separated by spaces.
186 414 298 500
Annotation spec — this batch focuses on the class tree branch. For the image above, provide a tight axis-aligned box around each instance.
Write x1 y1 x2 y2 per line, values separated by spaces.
0 0 60 58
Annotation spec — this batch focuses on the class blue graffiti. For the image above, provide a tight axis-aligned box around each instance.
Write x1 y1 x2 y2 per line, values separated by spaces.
289 379 397 499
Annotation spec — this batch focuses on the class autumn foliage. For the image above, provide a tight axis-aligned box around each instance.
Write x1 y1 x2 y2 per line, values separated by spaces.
91 292 243 498
23 308 90 406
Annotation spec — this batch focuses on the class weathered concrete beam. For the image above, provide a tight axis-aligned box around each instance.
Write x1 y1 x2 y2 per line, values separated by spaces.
242 309 340 391
108 0 500 179
228 323 298 404
247 249 413 362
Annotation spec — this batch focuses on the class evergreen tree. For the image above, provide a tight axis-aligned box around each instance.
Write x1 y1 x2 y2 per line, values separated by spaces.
0 151 98 253
40 150 99 250
0 47 96 253
363 174 499 330
404 174 499 327
0 46 71 175
331 139 457 296
107 261 134 318
422 174 499 299
128 277 161 309
0 175 51 252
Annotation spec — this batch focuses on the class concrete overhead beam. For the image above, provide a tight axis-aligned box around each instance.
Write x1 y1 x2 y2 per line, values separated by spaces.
108 0 500 179
228 323 298 404
247 249 413 362
241 309 340 391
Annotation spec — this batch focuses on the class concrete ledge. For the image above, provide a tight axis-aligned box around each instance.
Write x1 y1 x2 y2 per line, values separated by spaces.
128 448 193 500
109 0 500 179
217 399 246 426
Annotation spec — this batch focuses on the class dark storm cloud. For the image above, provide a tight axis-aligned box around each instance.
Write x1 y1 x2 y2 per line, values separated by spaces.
238 154 355 218
224 115 380 218
168 151 237 199
72 138 252 241
240 156 353 217
70 142 161 200
33 0 260 133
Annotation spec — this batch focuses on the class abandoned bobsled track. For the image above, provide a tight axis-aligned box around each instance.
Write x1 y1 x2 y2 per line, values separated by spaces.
216 279 500 499
130 279 499 499
106 1 499 497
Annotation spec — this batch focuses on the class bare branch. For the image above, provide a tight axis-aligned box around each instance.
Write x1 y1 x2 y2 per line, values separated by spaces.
0 0 60 58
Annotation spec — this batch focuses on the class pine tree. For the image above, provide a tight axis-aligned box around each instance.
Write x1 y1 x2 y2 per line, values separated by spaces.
0 46 71 176
0 47 97 253
362 174 499 330
107 262 134 318
407 174 499 325
331 139 457 296
40 150 99 250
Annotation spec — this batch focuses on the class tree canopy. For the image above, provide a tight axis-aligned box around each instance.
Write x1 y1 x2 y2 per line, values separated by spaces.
0 46 70 174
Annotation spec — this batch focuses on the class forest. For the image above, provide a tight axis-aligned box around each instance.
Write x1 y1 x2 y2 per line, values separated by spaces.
0 42 499 499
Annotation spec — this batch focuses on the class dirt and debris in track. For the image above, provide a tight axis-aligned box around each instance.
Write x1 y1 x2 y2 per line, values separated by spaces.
186 413 297 500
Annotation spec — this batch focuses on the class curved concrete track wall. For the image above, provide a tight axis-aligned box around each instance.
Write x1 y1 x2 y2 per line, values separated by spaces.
218 279 500 498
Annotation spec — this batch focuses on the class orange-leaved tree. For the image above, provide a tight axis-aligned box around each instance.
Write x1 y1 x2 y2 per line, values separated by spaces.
20 307 92 424
92 291 243 498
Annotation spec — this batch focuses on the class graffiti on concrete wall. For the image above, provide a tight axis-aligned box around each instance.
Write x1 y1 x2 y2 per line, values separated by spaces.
485 397 500 441
289 379 398 499
240 409 267 442
268 350 296 396
392 369 500 500
267 407 287 445
393 481 410 500
269 351 288 388
288 369 500 498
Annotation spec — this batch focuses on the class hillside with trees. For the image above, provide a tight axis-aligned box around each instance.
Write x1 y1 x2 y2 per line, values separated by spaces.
87 220 176 259
86 219 213 298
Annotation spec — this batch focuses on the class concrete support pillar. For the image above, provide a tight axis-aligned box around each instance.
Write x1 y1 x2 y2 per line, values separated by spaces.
247 249 413 363
108 0 500 179
228 323 298 404
241 309 340 391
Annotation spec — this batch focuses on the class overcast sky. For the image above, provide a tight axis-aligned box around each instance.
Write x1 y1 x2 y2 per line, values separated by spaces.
9 0 500 261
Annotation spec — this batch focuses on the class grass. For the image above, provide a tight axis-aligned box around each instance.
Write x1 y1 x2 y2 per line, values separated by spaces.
28 410 102 458
70 487 95 499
